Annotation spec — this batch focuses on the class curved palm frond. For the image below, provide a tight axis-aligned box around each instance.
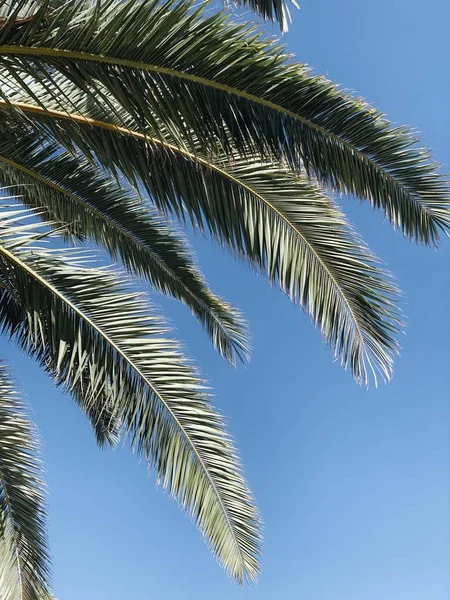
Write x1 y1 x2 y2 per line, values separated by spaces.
0 361 52 600
0 0 447 243
0 207 260 584
0 203 121 446
6 102 402 385
0 120 249 365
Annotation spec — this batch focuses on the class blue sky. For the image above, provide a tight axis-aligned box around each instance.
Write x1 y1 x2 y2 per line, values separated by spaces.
3 0 449 598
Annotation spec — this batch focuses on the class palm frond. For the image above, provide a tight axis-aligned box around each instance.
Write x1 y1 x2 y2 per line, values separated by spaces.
0 119 249 365
229 0 294 31
0 206 261 584
0 0 447 242
10 105 403 385
0 0 291 31
0 202 122 446
0 361 52 600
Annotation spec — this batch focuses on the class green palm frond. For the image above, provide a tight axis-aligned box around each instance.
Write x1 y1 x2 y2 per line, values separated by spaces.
0 0 446 588
0 0 291 31
0 361 52 600
0 203 121 445
230 0 295 31
12 103 402 385
0 119 249 365
0 0 447 243
0 206 260 584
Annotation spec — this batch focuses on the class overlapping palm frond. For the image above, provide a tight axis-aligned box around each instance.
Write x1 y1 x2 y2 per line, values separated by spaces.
0 86 402 384
0 0 446 589
0 119 249 365
0 0 447 243
230 0 295 31
0 0 291 31
0 361 52 600
0 206 260 584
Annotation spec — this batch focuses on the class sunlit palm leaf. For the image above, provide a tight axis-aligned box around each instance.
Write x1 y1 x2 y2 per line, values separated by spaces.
0 0 291 31
0 207 260 584
0 203 121 444
0 119 249 365
0 361 52 600
7 103 402 384
0 0 447 243
0 0 445 587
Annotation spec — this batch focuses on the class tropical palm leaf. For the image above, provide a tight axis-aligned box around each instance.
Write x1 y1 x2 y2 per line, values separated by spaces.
0 206 260 584
0 0 447 243
0 0 292 31
0 0 446 587
0 361 52 600
5 100 402 385
0 118 249 365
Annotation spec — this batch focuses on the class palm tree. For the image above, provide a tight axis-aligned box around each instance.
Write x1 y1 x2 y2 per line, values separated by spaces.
0 0 448 596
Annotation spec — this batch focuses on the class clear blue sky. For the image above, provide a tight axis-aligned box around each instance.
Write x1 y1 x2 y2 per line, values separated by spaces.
3 0 449 598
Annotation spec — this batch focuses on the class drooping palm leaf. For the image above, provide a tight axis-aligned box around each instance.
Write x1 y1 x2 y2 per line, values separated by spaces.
0 119 249 365
0 207 260 584
0 0 445 588
6 101 402 385
0 202 120 444
0 361 52 600
0 0 447 243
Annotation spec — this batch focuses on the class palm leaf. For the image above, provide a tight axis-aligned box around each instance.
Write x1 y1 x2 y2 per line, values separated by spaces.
0 119 249 365
0 203 121 445
0 206 260 584
0 0 292 31
229 0 295 31
9 104 402 385
0 361 52 600
0 0 447 243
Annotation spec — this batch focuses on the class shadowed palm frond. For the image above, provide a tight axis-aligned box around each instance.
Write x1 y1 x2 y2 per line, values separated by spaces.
0 0 447 243
0 119 249 365
0 361 52 600
229 0 295 31
0 206 261 584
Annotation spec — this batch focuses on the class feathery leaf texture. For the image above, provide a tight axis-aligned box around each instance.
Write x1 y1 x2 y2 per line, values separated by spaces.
0 207 260 583
0 361 52 600
4 99 402 385
0 0 446 587
0 0 292 31
0 118 249 365
0 0 447 243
